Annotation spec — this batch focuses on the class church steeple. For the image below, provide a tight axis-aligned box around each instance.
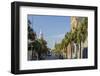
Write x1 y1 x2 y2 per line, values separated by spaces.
39 29 43 39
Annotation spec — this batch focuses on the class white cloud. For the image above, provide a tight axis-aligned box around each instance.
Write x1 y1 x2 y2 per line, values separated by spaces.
46 33 65 39
53 33 65 38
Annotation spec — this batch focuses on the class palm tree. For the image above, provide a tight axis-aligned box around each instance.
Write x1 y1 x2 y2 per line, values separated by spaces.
81 17 88 43
73 29 79 58
76 17 88 58
61 39 68 58
63 32 73 59
54 43 62 55
80 18 88 58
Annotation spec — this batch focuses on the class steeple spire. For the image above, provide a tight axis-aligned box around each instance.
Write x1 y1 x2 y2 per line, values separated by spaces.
39 29 43 39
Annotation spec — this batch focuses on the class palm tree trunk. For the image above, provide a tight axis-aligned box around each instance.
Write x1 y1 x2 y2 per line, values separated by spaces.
80 41 81 59
76 44 79 58
71 43 73 59
81 42 84 58
66 47 68 59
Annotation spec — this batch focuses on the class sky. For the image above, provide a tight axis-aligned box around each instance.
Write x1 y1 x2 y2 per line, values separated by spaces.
28 15 71 49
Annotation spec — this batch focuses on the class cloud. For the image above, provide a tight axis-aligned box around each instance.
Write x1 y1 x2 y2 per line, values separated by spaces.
51 33 65 38
45 33 65 39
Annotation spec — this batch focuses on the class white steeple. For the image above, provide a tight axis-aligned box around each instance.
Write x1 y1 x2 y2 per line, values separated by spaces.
39 29 43 39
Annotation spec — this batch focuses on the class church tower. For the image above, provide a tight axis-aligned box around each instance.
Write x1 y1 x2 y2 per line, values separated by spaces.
39 29 43 39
